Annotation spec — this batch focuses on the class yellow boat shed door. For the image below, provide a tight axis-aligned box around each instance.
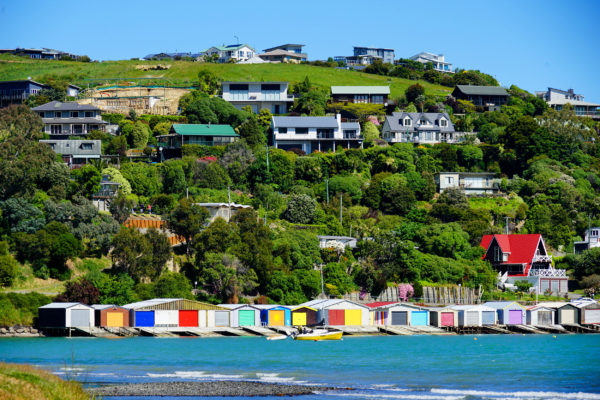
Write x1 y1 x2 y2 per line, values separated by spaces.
292 312 307 326
106 311 124 327
345 309 361 325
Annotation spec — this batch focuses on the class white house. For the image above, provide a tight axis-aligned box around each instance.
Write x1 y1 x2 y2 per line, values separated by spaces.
221 81 294 114
272 114 361 154
536 88 599 117
382 112 462 144
317 235 357 249
574 227 600 254
435 172 499 195
409 52 453 73
201 44 256 63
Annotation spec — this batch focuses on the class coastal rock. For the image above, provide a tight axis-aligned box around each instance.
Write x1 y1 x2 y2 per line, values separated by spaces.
30 328 38 334
91 381 337 397
0 328 7 334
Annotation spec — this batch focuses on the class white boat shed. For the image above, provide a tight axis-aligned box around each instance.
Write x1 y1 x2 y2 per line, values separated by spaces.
450 304 497 326
218 304 261 327
38 302 95 328
301 299 369 326
368 302 429 326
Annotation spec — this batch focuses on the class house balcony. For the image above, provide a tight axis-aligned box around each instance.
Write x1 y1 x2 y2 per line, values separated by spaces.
533 254 553 263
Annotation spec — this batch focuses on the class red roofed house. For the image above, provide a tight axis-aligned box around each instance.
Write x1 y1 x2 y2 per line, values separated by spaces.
480 234 568 295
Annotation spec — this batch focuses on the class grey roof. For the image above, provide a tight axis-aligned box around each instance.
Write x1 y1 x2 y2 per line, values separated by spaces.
41 117 108 124
40 140 102 156
483 301 526 310
263 44 305 52
260 49 307 58
341 122 360 130
384 112 454 132
437 172 496 177
222 81 288 85
273 116 339 129
0 79 48 88
331 86 390 95
91 304 125 310
318 235 356 240
39 302 89 309
32 101 102 112
454 85 508 96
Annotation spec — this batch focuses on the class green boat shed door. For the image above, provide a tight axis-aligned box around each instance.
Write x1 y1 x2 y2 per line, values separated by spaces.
238 310 255 326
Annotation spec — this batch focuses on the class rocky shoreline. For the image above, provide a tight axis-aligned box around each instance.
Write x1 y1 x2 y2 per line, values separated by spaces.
0 326 42 337
90 381 339 397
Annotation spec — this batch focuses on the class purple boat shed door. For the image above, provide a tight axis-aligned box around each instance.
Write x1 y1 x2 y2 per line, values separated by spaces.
508 310 522 324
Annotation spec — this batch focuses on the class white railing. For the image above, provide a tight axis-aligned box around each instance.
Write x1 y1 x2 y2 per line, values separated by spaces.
529 269 566 277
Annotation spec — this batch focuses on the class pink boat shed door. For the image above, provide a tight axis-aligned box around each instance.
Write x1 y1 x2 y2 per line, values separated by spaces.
508 310 522 325
440 312 454 326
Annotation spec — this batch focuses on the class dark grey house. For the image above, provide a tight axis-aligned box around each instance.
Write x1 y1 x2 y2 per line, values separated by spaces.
39 139 101 168
0 79 47 108
452 85 509 111
32 101 107 138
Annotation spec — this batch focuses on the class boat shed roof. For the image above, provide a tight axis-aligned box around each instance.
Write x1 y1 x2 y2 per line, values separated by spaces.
300 299 369 309
450 305 496 312
39 302 90 309
218 304 261 310
91 304 127 310
123 298 228 311
483 301 527 310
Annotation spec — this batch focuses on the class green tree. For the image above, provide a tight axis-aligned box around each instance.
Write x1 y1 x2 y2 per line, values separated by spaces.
145 228 172 280
132 121 150 148
0 104 44 141
110 227 153 282
197 69 222 95
71 164 102 198
282 194 316 224
294 90 328 116
102 167 132 195
108 191 133 224
237 115 266 147
153 272 193 299
0 242 19 287
362 121 380 144
167 199 210 254
405 83 425 104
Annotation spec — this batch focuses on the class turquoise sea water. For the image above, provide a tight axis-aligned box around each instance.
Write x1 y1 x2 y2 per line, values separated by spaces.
0 335 599 399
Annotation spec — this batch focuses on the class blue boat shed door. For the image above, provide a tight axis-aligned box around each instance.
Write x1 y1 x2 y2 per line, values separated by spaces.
135 311 155 327
411 311 428 326
482 311 495 325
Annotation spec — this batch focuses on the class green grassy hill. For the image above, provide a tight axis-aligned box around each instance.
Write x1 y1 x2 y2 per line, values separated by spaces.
0 55 450 99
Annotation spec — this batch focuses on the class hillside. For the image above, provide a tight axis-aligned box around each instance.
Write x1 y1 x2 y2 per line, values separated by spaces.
0 55 450 99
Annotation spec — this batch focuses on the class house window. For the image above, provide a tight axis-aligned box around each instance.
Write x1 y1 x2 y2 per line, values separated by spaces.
354 95 368 104
440 119 447 127
278 127 287 134
295 127 308 134
71 111 79 118
404 118 412 126
55 112 62 118
317 129 334 138
419 119 427 125
446 176 454 185
494 245 502 262
50 125 62 134
85 111 93 118
343 130 357 139
372 95 384 104
81 143 93 150
45 112 54 118
592 230 599 237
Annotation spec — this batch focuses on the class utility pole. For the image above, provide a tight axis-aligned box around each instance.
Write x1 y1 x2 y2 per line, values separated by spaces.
319 263 325 298
339 193 343 224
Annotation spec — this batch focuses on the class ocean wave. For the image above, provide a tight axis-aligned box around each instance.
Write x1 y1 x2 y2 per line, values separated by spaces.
324 392 463 400
431 389 600 399
59 367 86 371
146 371 244 380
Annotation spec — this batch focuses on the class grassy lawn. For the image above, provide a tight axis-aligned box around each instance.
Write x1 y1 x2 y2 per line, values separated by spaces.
0 363 91 400
0 55 450 100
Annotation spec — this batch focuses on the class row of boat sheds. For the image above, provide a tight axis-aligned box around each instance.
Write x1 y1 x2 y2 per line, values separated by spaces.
37 298 600 337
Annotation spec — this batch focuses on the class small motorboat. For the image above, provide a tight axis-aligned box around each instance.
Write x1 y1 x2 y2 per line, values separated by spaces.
293 328 343 341
266 334 288 341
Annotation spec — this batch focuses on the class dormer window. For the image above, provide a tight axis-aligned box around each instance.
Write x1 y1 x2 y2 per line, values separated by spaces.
419 119 427 125
404 118 412 126
440 119 447 127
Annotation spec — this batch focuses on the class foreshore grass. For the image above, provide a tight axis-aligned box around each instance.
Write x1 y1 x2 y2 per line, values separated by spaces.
0 54 450 99
0 362 91 400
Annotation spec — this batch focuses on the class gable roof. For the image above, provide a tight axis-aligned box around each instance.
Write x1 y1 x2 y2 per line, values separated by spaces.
331 86 390 95
260 49 306 58
263 44 305 52
40 302 89 309
454 85 509 96
483 301 526 310
384 112 454 132
213 44 255 51
40 140 102 156
32 101 101 112
480 234 543 265
171 124 238 137
272 116 339 129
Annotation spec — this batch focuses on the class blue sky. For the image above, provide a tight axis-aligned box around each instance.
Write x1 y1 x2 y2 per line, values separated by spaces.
1 0 599 102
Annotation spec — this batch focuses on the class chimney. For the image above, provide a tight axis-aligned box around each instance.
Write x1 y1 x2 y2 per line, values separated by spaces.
336 113 341 126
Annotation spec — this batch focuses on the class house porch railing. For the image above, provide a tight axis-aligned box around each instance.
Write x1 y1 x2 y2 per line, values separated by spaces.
529 268 566 277
533 254 553 263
